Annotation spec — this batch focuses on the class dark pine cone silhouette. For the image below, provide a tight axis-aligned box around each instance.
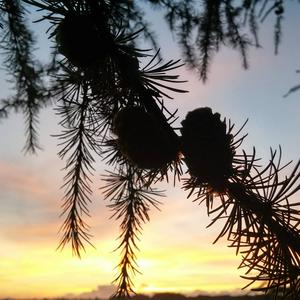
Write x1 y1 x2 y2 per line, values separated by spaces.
115 52 140 88
56 14 112 67
181 107 235 192
113 106 179 169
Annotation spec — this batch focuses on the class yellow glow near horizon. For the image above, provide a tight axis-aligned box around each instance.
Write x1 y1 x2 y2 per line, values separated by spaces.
4 6 300 297
0 166 247 299
0 154 250 299
0 234 248 298
133 243 246 295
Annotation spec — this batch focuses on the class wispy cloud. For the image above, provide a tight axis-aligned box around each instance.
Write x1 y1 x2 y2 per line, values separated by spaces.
0 160 59 205
66 284 117 299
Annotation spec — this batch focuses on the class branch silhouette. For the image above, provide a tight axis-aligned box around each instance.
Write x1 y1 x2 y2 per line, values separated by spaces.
0 1 300 299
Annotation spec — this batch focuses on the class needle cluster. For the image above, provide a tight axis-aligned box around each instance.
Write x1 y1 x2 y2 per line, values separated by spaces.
0 1 299 300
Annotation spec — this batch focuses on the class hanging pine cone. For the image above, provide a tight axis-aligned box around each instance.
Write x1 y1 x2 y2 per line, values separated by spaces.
56 14 113 67
181 107 234 192
115 52 140 88
113 106 179 169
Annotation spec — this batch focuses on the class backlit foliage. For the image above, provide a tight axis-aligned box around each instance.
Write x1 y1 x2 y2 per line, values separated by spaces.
0 1 299 299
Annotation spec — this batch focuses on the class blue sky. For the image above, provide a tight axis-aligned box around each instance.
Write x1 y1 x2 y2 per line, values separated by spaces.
0 1 300 298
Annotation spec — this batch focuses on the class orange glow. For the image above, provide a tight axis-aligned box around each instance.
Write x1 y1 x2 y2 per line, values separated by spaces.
0 230 248 298
132 241 246 295
0 159 248 298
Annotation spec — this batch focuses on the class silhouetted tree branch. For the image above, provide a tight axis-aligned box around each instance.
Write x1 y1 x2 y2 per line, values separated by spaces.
0 0 48 153
0 1 300 299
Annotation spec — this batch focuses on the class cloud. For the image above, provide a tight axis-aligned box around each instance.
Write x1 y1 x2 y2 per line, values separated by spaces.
2 221 59 245
0 159 61 224
66 284 116 299
0 160 58 204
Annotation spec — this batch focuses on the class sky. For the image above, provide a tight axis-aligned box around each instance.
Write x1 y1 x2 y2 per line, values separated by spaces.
1 1 300 299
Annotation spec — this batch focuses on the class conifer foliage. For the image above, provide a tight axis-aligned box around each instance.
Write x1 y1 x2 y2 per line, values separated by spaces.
0 1 299 299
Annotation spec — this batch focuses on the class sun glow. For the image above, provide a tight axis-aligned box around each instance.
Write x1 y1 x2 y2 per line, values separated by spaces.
132 243 245 295
2 2 300 298
0 161 246 298
0 231 246 298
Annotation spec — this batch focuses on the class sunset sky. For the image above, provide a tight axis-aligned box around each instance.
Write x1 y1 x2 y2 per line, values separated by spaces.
1 2 300 298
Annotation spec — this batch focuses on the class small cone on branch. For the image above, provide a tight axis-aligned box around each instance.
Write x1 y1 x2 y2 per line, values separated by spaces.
114 52 140 88
113 106 179 169
56 14 113 67
181 107 234 192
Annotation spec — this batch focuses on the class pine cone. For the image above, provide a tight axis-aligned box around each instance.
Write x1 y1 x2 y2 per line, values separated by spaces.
181 107 234 192
113 106 179 169
56 14 112 67
115 52 140 88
